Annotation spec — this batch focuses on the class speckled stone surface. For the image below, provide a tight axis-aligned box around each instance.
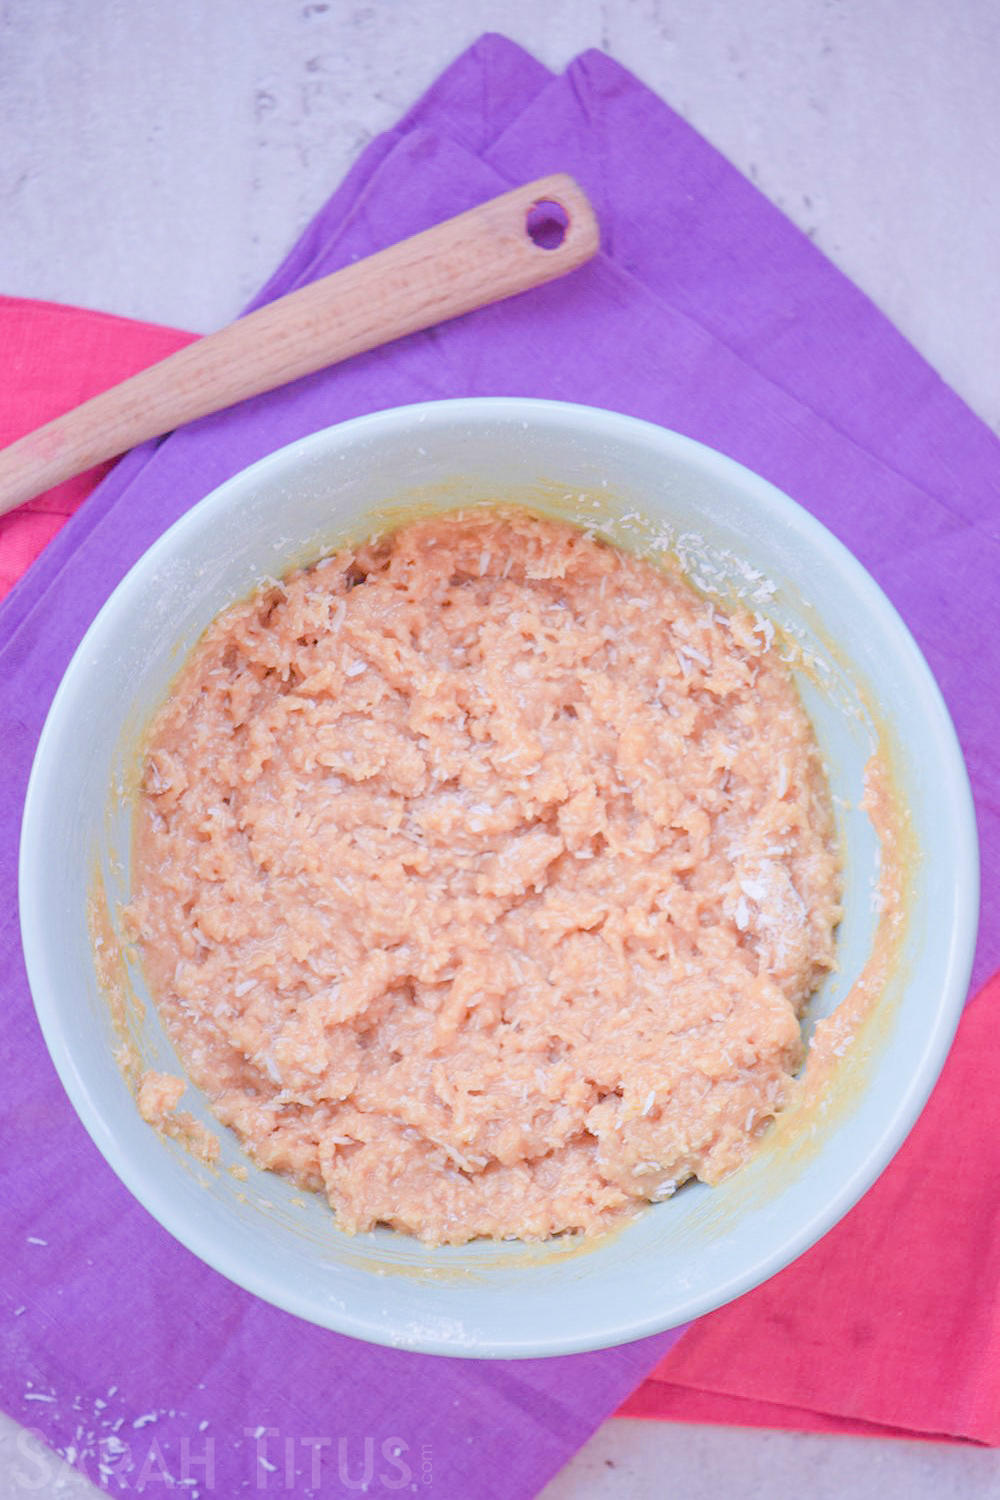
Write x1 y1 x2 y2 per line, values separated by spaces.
2 2 998 1495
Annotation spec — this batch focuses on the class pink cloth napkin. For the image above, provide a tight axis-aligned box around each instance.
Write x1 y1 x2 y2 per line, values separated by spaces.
0 298 196 597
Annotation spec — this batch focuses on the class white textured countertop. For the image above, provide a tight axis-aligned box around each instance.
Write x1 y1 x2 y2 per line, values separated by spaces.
2 2 998 1496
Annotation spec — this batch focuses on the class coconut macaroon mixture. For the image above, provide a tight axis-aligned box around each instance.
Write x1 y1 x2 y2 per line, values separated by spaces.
126 506 842 1245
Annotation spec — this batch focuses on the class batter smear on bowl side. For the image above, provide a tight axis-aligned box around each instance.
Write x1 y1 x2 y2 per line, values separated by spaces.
127 507 842 1245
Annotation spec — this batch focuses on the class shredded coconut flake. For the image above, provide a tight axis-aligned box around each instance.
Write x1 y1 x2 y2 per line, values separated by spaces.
128 508 841 1246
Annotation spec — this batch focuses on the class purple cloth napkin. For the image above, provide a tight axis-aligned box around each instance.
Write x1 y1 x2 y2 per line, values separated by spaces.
3 33 999 1499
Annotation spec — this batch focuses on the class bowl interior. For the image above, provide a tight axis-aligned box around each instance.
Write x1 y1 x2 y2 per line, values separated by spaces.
20 398 978 1357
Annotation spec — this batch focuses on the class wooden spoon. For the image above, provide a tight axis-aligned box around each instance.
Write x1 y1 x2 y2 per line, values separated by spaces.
0 174 599 518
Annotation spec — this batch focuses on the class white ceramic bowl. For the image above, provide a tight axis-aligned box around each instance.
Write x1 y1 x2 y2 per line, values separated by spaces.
20 398 978 1358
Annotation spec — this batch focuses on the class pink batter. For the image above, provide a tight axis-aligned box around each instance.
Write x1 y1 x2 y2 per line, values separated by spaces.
128 508 841 1245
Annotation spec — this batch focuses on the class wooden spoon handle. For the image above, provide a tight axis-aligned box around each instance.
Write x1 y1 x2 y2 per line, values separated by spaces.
0 173 599 518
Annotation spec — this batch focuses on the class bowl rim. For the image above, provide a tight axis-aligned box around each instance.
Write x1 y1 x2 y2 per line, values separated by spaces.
19 396 980 1357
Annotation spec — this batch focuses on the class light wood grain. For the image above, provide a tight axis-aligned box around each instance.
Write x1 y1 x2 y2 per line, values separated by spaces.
0 174 598 517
